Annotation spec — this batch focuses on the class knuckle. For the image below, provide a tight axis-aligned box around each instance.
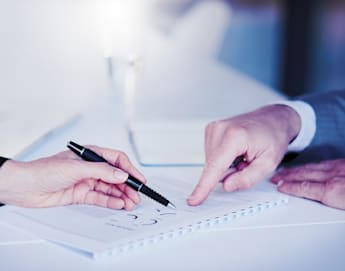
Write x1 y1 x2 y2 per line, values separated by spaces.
207 120 231 131
206 120 218 129
223 128 248 149
324 178 337 192
117 150 126 157
223 125 245 139
121 151 129 160
205 121 222 134
205 122 215 132
298 181 310 194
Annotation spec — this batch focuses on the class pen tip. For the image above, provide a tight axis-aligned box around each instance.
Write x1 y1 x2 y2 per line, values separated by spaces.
168 203 176 209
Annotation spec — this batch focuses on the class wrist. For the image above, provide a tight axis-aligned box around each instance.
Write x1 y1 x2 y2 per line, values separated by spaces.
278 104 302 144
262 104 301 145
0 160 26 205
273 100 316 152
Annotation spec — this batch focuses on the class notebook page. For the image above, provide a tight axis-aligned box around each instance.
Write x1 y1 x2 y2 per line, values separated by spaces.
0 176 287 257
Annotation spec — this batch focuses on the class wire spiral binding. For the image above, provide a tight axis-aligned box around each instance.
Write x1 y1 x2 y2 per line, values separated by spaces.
94 197 289 258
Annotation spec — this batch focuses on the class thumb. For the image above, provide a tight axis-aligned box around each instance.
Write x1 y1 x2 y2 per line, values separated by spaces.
65 160 129 185
222 157 275 192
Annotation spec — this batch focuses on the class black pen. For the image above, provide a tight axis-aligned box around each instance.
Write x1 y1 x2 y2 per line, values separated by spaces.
220 155 246 182
67 141 176 209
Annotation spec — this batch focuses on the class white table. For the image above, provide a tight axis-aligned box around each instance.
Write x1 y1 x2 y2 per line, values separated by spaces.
1 59 344 271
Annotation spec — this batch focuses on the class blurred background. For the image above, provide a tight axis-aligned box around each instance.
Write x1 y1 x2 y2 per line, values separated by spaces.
0 0 344 122
219 0 345 96
159 0 345 96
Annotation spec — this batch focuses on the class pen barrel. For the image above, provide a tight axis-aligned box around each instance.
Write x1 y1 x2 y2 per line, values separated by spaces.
139 185 169 207
83 149 108 163
126 176 170 207
126 177 143 191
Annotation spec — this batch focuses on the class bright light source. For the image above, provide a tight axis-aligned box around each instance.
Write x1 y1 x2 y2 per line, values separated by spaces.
94 0 151 59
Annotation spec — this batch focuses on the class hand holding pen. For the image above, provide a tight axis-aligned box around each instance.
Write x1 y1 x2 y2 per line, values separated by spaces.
0 145 145 210
68 141 176 209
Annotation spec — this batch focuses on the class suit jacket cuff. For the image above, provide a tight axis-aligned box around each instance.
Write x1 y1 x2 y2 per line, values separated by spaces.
274 100 316 152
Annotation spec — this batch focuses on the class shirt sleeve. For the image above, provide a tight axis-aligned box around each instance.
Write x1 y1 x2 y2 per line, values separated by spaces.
275 100 316 152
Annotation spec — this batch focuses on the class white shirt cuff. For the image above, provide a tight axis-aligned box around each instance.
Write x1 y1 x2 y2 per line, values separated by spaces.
275 100 316 152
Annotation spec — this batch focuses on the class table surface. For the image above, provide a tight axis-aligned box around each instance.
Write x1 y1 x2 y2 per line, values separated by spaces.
1 57 345 271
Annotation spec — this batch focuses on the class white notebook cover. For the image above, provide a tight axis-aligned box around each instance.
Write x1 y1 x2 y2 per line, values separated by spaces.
129 121 208 166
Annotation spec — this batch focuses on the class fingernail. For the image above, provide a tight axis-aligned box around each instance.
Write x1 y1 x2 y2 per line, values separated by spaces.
114 170 128 181
277 180 284 187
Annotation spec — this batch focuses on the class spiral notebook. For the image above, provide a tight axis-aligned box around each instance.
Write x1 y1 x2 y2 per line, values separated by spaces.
0 176 288 258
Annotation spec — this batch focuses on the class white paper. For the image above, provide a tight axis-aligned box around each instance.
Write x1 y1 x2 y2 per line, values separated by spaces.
0 176 288 257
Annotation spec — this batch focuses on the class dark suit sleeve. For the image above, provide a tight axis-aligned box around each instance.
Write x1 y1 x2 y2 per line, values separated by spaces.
0 156 9 206
287 90 345 164
0 157 9 168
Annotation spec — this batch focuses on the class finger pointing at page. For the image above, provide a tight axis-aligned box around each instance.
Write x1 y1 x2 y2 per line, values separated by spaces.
187 105 301 206
187 133 242 206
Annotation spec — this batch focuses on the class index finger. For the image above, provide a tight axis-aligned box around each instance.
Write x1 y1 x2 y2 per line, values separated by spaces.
271 166 331 184
277 180 326 202
187 146 239 206
88 145 146 184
